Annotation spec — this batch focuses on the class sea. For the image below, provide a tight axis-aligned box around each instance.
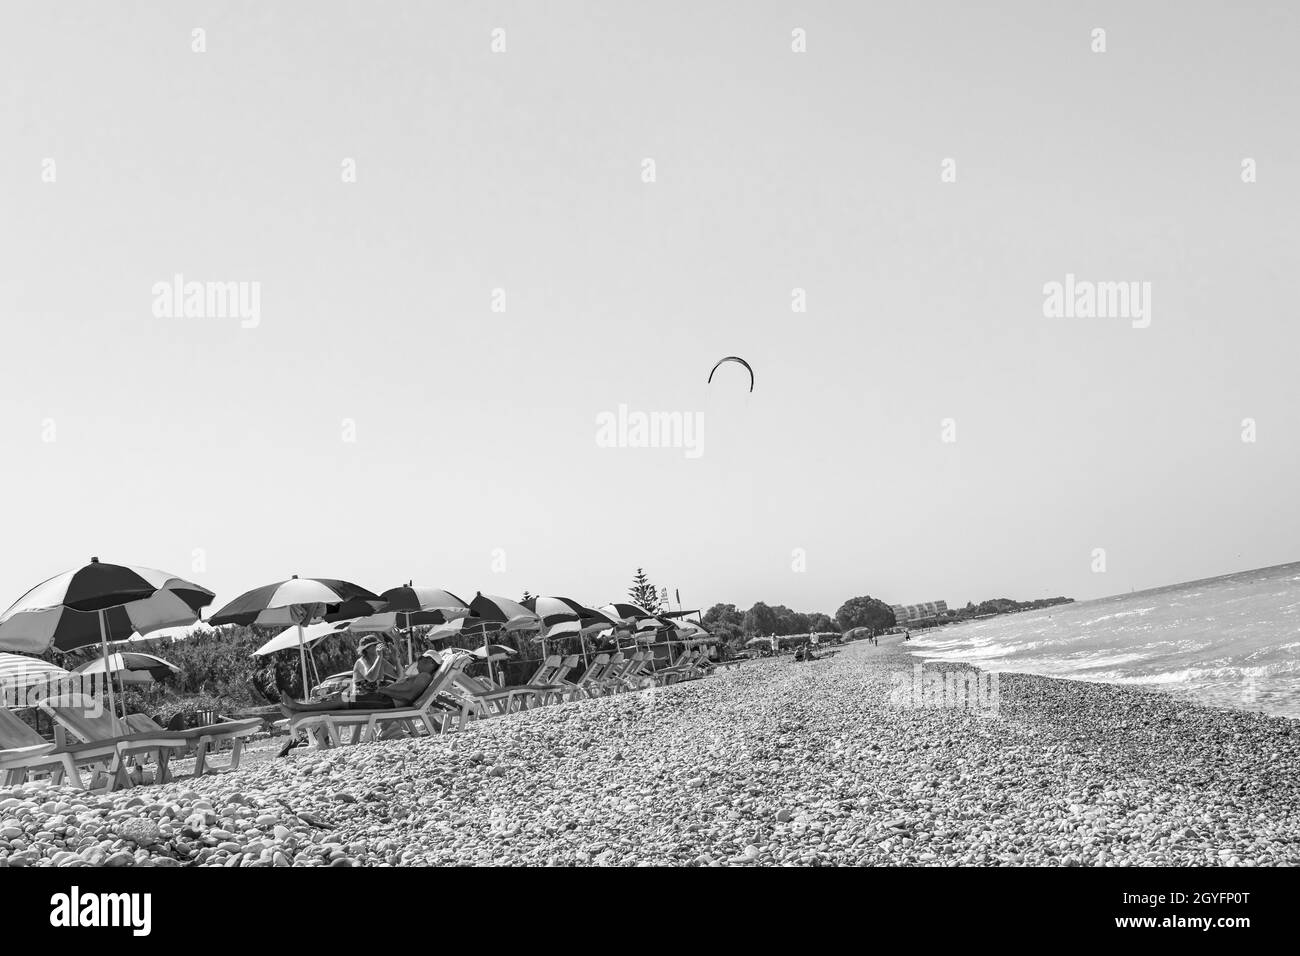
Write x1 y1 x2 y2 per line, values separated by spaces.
910 561 1300 719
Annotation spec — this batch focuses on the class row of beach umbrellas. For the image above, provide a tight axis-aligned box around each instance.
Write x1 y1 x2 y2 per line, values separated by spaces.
0 558 708 720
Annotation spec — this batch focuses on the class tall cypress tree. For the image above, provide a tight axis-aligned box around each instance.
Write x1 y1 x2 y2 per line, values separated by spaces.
628 568 660 611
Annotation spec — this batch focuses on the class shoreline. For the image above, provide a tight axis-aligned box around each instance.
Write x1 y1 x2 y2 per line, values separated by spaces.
904 639 1300 723
2 641 1297 867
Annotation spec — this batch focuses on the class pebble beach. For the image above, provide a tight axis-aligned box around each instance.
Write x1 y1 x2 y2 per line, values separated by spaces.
2 640 1297 867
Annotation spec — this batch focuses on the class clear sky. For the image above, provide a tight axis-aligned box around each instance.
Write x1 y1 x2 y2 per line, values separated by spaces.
2 1 1297 620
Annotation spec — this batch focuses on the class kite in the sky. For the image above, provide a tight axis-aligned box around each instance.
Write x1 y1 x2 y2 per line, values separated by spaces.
707 355 754 392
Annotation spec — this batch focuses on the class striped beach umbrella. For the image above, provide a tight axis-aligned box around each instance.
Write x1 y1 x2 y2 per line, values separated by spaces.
600 603 659 624
528 600 621 666
379 585 471 617
209 576 380 696
0 653 70 705
425 616 493 644
522 596 599 628
467 594 540 684
0 560 213 654
468 594 540 632
378 584 471 665
0 558 213 722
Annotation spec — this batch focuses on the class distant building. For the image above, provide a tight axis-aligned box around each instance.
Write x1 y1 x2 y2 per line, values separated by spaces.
891 601 948 625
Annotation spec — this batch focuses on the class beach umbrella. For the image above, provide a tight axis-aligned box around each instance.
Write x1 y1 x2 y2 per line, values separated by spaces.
600 603 658 623
0 558 213 723
251 619 355 657
378 585 471 665
522 596 603 628
0 653 71 706
108 621 216 647
524 597 618 666
73 651 179 685
470 644 517 661
0 562 213 654
318 597 386 623
468 594 540 631
380 585 471 617
209 576 380 697
467 594 539 684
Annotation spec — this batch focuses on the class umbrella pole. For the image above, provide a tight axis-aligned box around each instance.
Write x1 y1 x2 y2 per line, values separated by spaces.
405 613 413 669
96 609 121 731
485 632 495 686
115 667 128 720
296 623 310 699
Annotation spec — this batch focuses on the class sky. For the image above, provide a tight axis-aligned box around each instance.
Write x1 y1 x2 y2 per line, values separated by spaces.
2 1 1297 621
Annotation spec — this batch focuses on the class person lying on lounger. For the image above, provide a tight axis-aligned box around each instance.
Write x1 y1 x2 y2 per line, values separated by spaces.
280 650 443 714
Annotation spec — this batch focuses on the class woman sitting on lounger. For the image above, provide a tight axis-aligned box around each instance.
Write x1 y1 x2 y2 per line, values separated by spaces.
281 650 444 714
352 636 394 696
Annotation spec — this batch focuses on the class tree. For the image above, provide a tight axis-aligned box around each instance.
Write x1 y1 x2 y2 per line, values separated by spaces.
807 612 838 633
835 595 895 632
770 605 811 635
742 602 779 636
627 568 661 611
520 590 535 603
702 603 745 646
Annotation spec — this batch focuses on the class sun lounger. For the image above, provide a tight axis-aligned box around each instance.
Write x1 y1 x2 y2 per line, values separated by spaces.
562 652 612 699
524 655 563 686
123 713 262 775
657 649 705 684
288 653 473 749
0 709 84 788
578 651 628 698
532 654 583 704
616 650 659 691
7 703 169 792
37 697 221 788
589 651 645 695
449 670 545 717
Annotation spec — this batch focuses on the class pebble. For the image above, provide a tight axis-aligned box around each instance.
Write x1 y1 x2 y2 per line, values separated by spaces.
0 645 1296 867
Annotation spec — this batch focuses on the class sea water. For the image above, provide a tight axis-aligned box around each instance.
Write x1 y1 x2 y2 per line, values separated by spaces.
911 562 1300 718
